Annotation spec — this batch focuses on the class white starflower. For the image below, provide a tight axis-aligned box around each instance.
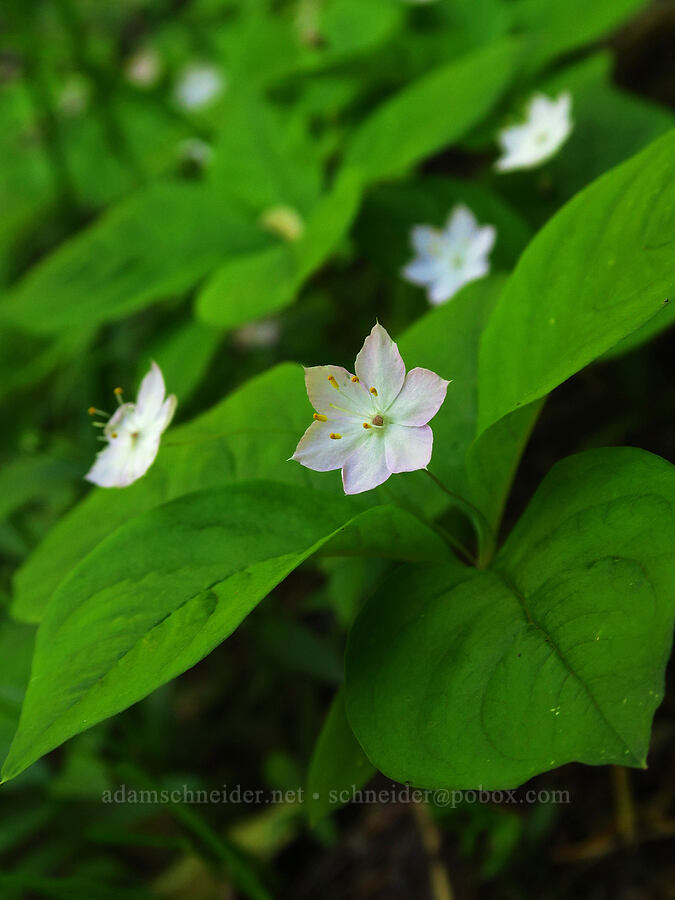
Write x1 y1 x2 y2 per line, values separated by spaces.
174 62 225 111
495 92 573 172
402 204 496 306
85 362 177 488
292 324 450 494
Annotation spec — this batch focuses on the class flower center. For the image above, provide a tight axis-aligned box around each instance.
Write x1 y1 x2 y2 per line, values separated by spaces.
372 414 384 427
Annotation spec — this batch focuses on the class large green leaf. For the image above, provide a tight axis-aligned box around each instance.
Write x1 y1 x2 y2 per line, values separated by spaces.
345 39 521 181
478 130 675 435
195 169 362 329
209 88 321 216
2 482 448 781
2 181 267 334
13 276 538 623
306 689 375 825
346 448 675 788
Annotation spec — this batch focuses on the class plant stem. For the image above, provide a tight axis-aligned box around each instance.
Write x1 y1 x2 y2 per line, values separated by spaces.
424 469 497 568
412 803 455 900
611 765 637 844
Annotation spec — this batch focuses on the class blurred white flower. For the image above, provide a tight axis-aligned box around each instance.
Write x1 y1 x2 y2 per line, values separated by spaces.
293 323 450 494
57 75 91 117
402 204 496 305
178 137 214 168
125 47 162 88
233 319 282 350
85 362 176 488
495 92 573 172
174 62 225 111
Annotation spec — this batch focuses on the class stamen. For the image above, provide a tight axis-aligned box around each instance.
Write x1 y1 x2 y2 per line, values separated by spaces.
329 432 342 440
88 407 109 417
351 375 359 383
111 432 118 439
313 413 328 422
362 422 371 429
327 375 339 390
114 386 124 406
370 387 378 396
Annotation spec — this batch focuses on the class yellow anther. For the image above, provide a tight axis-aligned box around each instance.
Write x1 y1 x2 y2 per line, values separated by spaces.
114 387 123 395
329 432 342 440
111 432 118 439
351 375 359 383
327 375 339 390
370 387 378 396
362 422 371 429
313 413 328 422
88 406 96 416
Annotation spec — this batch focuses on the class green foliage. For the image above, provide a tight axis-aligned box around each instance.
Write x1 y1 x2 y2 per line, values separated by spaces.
346 448 675 787
478 130 675 434
345 39 522 181
3 483 448 781
1 0 673 889
306 689 375 825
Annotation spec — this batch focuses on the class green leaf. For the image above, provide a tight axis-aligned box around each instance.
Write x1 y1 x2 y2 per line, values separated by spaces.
2 482 448 781
306 689 375 825
345 39 522 181
12 363 316 623
2 182 267 335
346 448 675 788
0 619 35 765
514 0 646 73
196 169 362 329
209 88 321 215
478 130 675 435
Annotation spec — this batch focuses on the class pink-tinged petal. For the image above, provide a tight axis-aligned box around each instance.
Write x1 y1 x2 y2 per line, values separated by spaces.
387 367 450 426
292 420 366 472
135 361 166 422
304 365 374 420
354 323 405 409
341 435 391 494
384 424 433 473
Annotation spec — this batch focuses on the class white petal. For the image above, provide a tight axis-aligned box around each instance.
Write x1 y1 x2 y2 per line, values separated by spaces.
156 394 178 432
428 273 464 305
341 436 391 494
402 257 441 286
354 323 406 409
387 367 450 426
85 433 161 488
384 424 433 473
410 225 440 256
468 225 496 260
304 365 374 420
292 420 367 472
136 361 166 423
444 204 478 244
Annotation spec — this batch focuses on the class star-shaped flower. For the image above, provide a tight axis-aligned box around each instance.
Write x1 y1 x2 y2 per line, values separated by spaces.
495 91 573 172
85 362 177 488
402 204 496 305
292 324 450 494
